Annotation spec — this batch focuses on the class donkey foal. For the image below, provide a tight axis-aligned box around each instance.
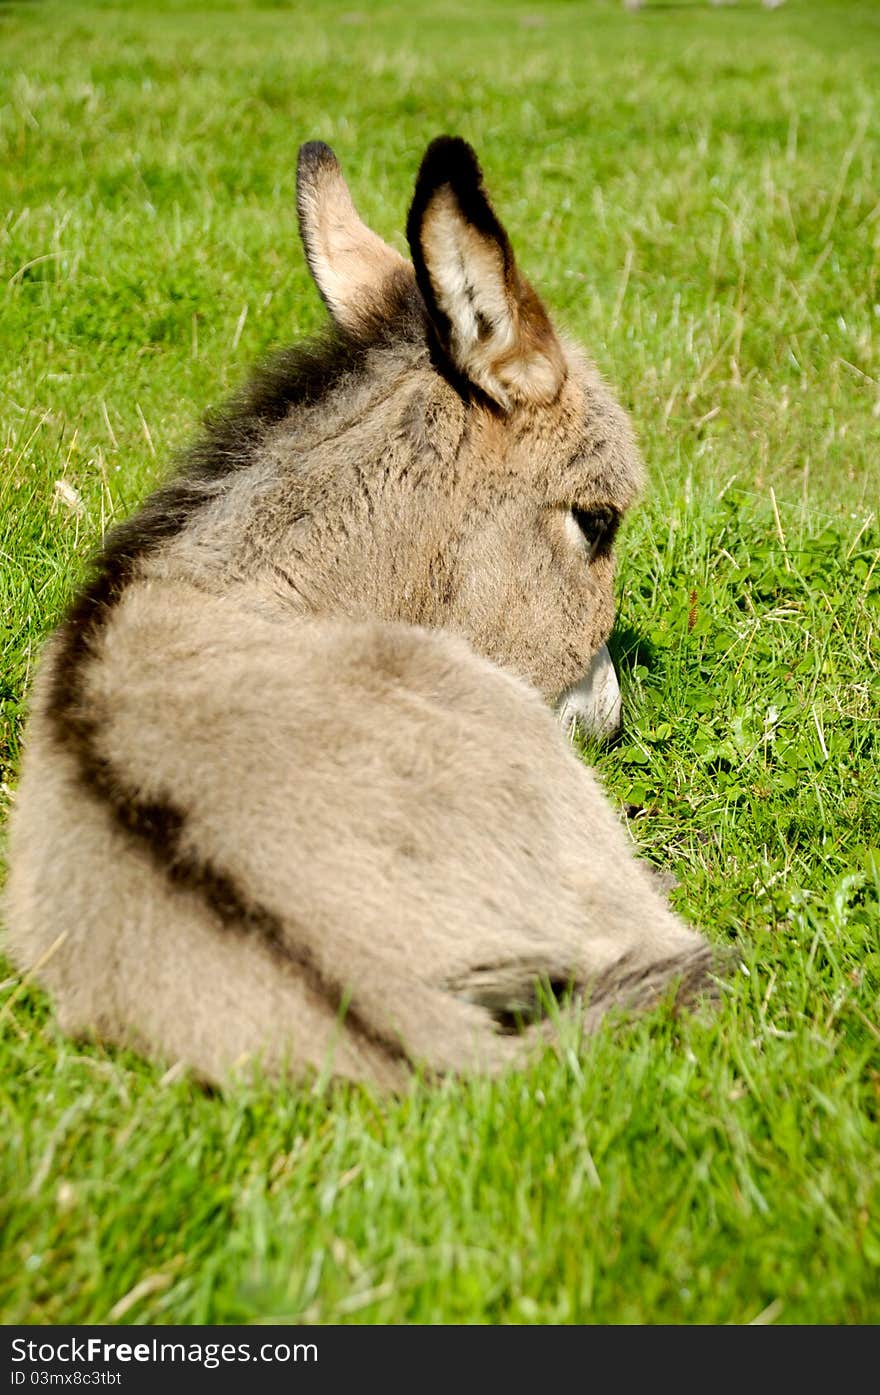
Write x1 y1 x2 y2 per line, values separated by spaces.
5 137 717 1088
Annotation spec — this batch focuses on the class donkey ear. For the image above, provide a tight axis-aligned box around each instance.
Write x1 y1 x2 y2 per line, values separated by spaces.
296 141 411 334
406 137 565 409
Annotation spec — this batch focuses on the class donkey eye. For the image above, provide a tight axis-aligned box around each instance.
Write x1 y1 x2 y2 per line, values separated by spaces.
570 506 620 555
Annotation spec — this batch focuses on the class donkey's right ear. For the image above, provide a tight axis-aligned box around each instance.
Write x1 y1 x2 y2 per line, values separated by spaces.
406 137 565 410
296 142 411 334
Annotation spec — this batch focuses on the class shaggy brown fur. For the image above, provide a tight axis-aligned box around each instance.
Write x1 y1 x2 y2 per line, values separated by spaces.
4 137 718 1087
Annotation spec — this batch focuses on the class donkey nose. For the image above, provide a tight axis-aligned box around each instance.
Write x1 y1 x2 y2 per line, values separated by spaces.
554 643 622 742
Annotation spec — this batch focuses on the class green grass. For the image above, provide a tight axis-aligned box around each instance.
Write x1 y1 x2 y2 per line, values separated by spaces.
2 0 879 1324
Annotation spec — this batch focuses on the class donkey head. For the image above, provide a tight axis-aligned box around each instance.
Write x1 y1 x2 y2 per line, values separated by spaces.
290 137 644 736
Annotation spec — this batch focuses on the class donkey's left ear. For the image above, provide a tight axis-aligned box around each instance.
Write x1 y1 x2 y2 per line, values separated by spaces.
297 142 411 334
406 137 565 409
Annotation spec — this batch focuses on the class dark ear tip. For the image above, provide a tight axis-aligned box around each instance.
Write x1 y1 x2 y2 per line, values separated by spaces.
416 135 483 194
297 140 340 185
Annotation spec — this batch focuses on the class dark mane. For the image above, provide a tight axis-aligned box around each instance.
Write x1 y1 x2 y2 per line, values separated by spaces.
48 275 427 681
47 322 371 737
185 327 372 489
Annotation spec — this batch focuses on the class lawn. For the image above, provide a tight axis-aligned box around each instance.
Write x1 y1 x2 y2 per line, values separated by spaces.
1 0 878 1324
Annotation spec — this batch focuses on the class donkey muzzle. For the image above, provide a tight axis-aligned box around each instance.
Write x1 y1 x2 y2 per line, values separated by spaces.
555 643 622 742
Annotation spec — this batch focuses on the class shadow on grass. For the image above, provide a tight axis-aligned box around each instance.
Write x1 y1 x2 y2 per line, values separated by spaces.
607 618 658 676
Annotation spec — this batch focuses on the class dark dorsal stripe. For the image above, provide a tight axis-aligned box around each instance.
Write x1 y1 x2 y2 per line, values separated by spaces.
45 327 411 1069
